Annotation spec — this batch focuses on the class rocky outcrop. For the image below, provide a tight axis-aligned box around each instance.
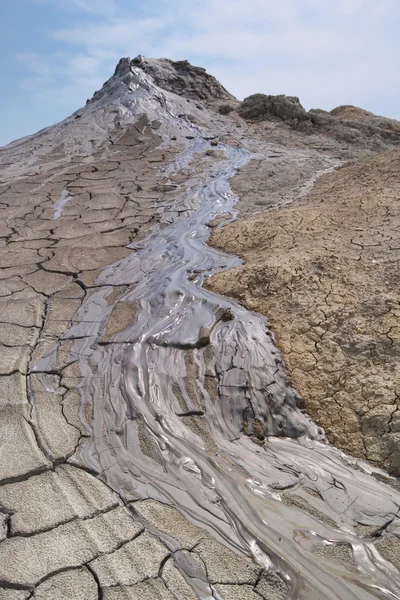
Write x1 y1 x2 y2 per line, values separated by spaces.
329 105 375 121
239 93 311 128
239 93 400 149
329 105 400 132
132 55 236 102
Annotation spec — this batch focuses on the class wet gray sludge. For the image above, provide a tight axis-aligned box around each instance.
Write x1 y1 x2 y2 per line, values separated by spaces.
33 64 400 599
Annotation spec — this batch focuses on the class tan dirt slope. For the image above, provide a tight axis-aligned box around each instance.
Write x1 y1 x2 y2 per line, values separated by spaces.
207 149 400 473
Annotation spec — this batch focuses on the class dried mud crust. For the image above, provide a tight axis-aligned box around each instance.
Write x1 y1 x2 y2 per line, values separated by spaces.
207 149 400 474
4 54 400 596
0 122 284 599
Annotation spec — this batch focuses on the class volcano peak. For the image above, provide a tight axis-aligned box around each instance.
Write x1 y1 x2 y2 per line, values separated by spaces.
108 54 235 103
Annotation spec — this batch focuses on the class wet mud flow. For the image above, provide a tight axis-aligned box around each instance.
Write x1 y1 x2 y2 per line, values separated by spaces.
34 109 400 598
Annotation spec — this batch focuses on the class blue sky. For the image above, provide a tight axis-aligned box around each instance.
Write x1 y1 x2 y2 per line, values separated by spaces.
1 0 399 145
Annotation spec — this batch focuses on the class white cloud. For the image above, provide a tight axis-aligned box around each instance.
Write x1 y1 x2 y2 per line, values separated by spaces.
52 17 167 48
66 0 117 15
30 0 117 17
20 0 400 119
15 52 51 77
66 50 119 76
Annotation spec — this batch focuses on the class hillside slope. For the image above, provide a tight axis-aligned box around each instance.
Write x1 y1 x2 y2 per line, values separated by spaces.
1 56 400 599
208 148 400 472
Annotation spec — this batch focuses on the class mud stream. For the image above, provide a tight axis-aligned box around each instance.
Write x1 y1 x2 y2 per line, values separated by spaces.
37 137 400 599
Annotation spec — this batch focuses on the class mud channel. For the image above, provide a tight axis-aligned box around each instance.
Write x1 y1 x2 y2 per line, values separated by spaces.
33 127 400 599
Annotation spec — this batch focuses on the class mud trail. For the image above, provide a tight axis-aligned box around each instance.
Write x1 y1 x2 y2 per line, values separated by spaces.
1 56 400 599
41 137 400 599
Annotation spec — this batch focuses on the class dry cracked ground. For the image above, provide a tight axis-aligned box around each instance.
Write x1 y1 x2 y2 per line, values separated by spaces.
208 139 400 474
0 121 289 598
2 55 400 598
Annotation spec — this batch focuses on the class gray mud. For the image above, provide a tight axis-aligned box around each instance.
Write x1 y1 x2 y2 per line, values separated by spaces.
32 64 400 599
52 188 72 219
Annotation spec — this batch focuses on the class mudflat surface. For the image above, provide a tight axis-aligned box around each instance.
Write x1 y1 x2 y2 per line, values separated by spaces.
0 118 286 599
208 148 400 473
2 56 400 599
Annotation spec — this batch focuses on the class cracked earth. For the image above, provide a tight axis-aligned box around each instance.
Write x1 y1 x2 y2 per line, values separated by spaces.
0 74 288 599
0 127 274 600
0 136 295 599
1 56 400 599
208 149 400 473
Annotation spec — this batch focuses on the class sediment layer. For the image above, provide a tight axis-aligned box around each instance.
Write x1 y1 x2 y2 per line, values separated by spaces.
1 56 400 599
208 149 400 473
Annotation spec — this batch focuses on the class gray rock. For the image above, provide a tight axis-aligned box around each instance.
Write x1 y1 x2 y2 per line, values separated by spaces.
131 56 235 103
89 531 169 587
239 93 400 149
239 94 311 128
219 104 235 115
0 507 143 587
34 568 98 600
0 464 118 535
